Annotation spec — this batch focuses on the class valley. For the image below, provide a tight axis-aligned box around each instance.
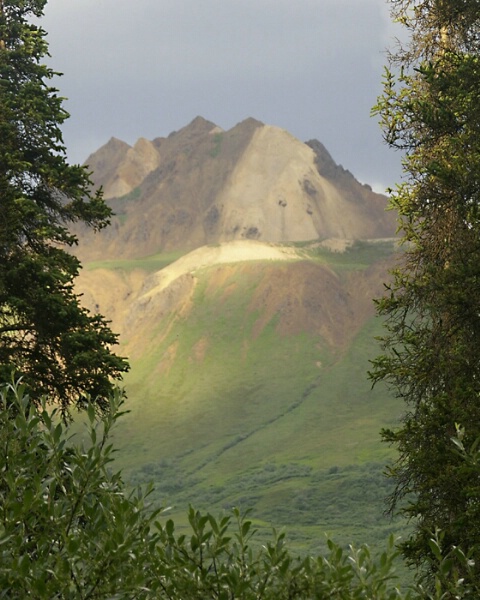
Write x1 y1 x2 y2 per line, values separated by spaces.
74 118 406 553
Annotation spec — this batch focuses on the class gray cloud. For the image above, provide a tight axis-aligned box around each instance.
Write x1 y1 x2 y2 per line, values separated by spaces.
42 0 403 191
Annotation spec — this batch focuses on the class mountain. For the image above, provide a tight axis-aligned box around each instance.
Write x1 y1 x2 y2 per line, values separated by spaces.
74 118 403 552
75 117 396 261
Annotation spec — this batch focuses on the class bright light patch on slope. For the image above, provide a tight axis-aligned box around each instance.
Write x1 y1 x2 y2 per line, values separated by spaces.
142 240 300 299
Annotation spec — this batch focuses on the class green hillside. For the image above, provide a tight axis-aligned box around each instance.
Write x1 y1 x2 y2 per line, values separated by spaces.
87 240 407 553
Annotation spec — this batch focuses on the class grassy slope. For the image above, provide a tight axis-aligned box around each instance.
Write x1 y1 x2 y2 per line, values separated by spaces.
84 250 185 273
90 241 407 553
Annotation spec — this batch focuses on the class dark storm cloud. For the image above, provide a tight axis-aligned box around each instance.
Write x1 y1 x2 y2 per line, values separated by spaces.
42 0 402 191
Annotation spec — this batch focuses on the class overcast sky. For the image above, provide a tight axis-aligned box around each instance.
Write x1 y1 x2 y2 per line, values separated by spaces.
41 0 404 192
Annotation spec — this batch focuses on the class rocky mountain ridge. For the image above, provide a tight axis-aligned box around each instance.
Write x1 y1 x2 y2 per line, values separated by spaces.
75 117 396 262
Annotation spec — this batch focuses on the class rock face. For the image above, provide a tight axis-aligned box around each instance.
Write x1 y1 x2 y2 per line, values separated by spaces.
75 117 396 261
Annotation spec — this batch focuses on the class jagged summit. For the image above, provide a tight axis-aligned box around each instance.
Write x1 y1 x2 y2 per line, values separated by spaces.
163 116 219 141
306 140 347 180
75 118 396 261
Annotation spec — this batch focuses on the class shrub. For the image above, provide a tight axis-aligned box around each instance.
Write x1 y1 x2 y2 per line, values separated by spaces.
0 379 159 599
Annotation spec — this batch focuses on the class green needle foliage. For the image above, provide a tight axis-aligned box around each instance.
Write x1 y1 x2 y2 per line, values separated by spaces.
370 0 480 585
0 0 128 416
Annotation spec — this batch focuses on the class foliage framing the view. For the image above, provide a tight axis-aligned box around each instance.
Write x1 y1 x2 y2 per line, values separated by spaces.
0 380 160 598
370 0 480 585
0 0 127 416
4 378 480 599
0 379 412 599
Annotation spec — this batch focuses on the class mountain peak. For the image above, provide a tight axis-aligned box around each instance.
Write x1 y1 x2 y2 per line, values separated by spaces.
235 116 264 129
83 137 132 197
168 116 218 138
84 136 130 165
75 118 397 261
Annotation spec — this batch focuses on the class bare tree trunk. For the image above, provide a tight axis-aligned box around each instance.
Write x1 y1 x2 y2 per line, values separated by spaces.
0 0 5 50
440 25 450 52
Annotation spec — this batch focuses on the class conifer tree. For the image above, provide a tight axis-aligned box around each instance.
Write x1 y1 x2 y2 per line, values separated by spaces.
371 0 480 583
0 0 128 416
